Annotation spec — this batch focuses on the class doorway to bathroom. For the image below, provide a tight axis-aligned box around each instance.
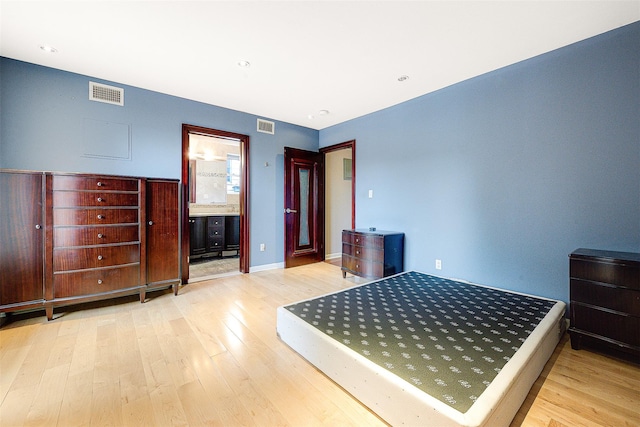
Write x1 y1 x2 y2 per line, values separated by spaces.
181 125 249 284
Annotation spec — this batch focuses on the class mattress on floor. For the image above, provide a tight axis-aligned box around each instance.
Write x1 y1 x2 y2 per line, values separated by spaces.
276 271 566 427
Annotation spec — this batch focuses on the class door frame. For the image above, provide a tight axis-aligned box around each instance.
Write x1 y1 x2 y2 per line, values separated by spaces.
181 124 250 284
320 139 356 229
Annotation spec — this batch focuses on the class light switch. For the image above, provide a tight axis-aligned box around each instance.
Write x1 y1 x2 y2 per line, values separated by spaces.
368 189 373 198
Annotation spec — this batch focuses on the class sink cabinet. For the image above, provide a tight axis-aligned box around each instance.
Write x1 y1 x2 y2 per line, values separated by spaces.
189 217 208 256
189 214 240 259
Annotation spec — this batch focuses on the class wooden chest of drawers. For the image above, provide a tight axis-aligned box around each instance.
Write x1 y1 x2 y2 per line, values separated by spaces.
1 170 181 322
569 248 640 359
341 229 404 279
49 174 144 314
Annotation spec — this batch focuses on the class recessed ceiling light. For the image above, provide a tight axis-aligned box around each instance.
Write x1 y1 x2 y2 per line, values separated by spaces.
397 75 409 82
39 45 58 53
237 60 251 68
308 110 330 120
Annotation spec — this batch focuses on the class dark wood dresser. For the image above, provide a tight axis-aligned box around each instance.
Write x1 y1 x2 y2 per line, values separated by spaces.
569 248 640 360
341 229 404 279
1 170 180 322
50 174 144 317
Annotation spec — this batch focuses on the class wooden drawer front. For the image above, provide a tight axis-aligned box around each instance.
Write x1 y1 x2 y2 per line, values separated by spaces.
54 208 138 226
342 231 383 249
54 225 139 247
208 216 224 227
570 258 640 290
342 254 383 278
53 192 139 208
571 279 640 316
54 244 140 271
571 303 640 347
342 243 383 262
53 175 138 191
208 225 224 238
209 237 224 251
53 265 140 298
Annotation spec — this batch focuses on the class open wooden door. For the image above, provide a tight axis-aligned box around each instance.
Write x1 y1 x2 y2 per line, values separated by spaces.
284 147 325 268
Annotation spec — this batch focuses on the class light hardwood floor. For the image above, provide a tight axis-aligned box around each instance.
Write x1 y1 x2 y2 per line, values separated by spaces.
1 262 638 426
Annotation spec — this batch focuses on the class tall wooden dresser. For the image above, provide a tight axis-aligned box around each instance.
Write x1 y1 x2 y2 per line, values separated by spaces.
569 248 640 359
341 229 404 279
49 174 145 319
0 170 180 322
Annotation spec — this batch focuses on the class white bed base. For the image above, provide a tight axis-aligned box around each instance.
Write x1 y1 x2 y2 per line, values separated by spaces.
276 278 566 427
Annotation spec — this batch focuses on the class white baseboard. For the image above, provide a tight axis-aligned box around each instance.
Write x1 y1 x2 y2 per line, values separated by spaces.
325 252 342 260
249 262 285 273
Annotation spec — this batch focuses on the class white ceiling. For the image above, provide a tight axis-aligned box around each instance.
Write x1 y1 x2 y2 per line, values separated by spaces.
1 1 638 130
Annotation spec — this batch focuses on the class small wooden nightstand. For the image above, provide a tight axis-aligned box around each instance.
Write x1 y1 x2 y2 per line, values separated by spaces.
341 229 404 279
568 248 640 359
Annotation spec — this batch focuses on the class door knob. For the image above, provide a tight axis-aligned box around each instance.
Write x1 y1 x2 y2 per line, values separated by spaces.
284 208 298 214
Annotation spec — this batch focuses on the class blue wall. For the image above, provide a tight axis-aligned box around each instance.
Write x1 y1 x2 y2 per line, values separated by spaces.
2 22 639 300
0 58 318 268
320 22 640 303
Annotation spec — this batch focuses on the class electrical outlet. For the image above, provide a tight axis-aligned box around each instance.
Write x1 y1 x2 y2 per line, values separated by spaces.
260 243 265 252
435 259 442 270
368 189 373 198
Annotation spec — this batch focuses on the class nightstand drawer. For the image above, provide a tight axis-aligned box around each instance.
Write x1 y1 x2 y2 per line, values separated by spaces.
342 232 383 249
571 303 640 347
571 279 640 316
571 258 639 290
342 254 384 278
342 242 383 262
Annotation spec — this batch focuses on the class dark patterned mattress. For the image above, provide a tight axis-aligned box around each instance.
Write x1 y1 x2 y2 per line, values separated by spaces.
277 271 566 427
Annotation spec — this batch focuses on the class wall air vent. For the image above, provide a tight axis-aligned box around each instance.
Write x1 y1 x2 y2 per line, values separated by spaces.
89 81 124 106
257 118 275 135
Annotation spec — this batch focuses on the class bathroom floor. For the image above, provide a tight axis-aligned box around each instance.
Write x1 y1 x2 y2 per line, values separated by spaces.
189 256 240 281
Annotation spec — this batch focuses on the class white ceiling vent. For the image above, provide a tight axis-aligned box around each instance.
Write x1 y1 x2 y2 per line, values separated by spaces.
89 81 124 106
257 118 275 135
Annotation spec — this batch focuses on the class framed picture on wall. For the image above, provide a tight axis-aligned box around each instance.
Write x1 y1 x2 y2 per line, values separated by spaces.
343 158 352 180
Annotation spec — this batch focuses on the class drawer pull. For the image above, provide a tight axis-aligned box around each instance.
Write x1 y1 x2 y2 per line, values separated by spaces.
97 197 104 202
148 221 153 226
97 214 104 220
355 238 360 243
356 250 360 255
97 255 103 261
35 224 41 230
97 181 103 187
97 279 103 285
97 233 104 239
